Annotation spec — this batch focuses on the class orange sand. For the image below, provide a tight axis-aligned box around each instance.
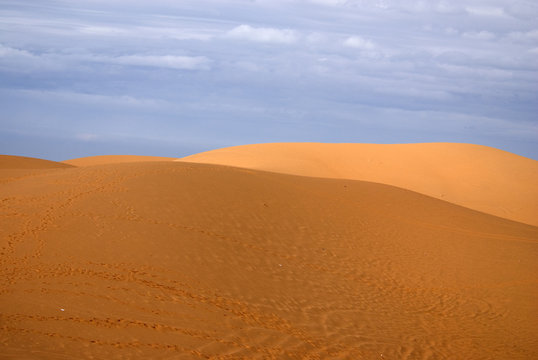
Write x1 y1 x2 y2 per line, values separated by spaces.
0 155 75 188
179 143 538 226
1 155 74 169
63 155 176 167
1 147 537 359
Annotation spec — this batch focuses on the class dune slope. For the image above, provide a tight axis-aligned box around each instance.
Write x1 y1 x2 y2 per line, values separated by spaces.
0 155 75 186
178 143 538 226
63 155 176 167
0 155 74 169
1 161 537 359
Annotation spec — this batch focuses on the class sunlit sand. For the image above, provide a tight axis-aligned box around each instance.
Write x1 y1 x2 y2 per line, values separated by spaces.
1 144 537 359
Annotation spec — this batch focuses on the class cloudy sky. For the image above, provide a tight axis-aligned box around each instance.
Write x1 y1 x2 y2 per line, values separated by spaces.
1 0 537 160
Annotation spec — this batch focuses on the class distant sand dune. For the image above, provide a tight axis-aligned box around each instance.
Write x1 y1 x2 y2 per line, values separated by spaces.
0 160 536 359
179 143 538 226
63 155 176 167
0 155 74 169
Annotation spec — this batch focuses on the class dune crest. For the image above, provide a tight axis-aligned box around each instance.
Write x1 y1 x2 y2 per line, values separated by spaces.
178 143 538 226
0 155 74 169
63 155 176 167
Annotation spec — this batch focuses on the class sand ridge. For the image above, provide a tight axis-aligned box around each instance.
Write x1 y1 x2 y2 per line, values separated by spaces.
178 142 538 226
63 155 176 167
0 160 537 359
0 155 75 169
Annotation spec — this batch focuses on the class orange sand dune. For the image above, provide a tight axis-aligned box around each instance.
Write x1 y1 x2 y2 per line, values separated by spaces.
63 155 176 167
0 155 75 186
179 143 538 226
0 155 74 169
1 160 537 359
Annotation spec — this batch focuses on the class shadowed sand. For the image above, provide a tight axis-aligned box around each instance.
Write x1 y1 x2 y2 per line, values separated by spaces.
1 151 537 359
0 155 76 187
1 155 74 169
179 143 538 226
63 155 176 167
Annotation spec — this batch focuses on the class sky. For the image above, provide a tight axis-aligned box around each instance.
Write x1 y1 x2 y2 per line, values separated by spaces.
1 0 537 160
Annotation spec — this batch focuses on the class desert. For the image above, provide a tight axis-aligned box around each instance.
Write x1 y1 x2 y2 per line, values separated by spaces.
1 143 537 359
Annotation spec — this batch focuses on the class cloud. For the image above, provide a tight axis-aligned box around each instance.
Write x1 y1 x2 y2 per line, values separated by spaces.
78 26 131 36
308 0 348 5
507 29 538 42
225 25 298 44
110 55 211 70
462 31 496 40
437 63 513 80
0 44 34 58
465 6 506 17
0 43 63 72
1 0 537 159
343 36 375 50
78 25 215 41
434 2 459 14
14 89 169 108
444 27 459 36
0 44 210 71
75 133 99 141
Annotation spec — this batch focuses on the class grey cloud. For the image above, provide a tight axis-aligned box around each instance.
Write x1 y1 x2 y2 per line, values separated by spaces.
106 55 211 70
342 36 375 50
464 6 507 17
0 43 211 71
224 24 299 44
1 0 537 160
462 31 496 40
14 89 170 108
506 29 538 42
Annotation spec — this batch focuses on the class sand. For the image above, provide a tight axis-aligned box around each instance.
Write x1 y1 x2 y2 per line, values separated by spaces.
1 146 537 359
0 155 76 189
179 143 538 226
1 155 74 170
63 155 176 167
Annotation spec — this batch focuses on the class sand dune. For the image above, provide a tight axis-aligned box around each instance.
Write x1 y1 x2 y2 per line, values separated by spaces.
63 155 176 167
1 160 537 359
0 155 75 186
1 155 74 169
179 143 538 226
